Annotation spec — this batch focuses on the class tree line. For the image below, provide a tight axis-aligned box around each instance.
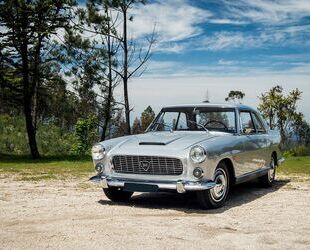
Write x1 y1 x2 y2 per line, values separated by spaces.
225 88 310 147
0 0 154 158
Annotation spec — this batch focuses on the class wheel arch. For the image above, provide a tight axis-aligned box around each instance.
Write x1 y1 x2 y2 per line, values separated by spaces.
217 158 236 185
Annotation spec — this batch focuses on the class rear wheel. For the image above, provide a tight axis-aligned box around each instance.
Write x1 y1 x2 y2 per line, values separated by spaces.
259 156 276 187
103 187 133 202
196 162 230 209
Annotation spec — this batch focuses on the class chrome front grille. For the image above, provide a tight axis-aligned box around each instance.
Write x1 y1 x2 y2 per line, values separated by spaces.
112 155 183 176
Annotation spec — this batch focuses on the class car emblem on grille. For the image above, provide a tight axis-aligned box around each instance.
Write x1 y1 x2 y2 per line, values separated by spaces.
139 161 150 171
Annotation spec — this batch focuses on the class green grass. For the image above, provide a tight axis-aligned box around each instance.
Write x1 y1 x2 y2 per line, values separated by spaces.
0 154 94 181
278 156 310 176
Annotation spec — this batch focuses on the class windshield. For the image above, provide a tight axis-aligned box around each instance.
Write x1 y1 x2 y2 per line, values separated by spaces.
148 108 236 133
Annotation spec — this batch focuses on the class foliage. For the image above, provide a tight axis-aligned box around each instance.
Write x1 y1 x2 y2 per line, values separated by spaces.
283 146 310 158
0 114 76 155
40 76 80 130
225 90 245 103
0 115 29 154
0 0 155 157
109 109 127 138
293 119 310 146
71 116 98 154
258 85 304 146
72 1 122 141
106 0 155 135
37 124 77 156
0 0 76 158
141 106 155 131
132 117 143 134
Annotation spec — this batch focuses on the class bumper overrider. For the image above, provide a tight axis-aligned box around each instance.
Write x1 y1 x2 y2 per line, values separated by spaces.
89 174 216 194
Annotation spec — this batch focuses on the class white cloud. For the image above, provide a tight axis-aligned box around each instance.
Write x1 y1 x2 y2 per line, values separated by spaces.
152 43 186 53
201 32 250 51
144 58 310 79
218 59 239 66
129 0 210 42
126 1 310 53
287 63 310 74
208 19 247 25
197 24 310 51
221 0 310 24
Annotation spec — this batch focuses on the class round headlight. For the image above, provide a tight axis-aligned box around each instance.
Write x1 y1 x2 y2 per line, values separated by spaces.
190 146 206 163
91 144 105 160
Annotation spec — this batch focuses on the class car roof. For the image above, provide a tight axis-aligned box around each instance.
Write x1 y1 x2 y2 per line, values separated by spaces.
163 103 256 111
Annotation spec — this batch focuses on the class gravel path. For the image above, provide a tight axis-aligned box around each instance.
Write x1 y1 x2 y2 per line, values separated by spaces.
0 177 309 250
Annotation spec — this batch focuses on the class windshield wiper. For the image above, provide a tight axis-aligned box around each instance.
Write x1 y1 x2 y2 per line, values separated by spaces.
188 120 209 133
152 122 174 133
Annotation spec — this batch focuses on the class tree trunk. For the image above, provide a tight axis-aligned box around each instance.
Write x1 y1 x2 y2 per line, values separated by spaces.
31 36 42 132
101 8 114 141
20 16 40 159
24 97 40 158
122 8 131 135
269 109 273 130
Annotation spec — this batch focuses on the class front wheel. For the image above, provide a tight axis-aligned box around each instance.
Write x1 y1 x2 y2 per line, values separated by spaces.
196 163 230 209
103 187 133 202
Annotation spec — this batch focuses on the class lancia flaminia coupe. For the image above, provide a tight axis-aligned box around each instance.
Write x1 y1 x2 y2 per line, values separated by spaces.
90 103 284 209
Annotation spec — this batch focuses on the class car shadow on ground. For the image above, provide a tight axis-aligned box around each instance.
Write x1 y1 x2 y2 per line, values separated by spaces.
97 178 290 213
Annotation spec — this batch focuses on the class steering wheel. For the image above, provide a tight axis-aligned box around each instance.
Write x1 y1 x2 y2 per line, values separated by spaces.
204 120 228 130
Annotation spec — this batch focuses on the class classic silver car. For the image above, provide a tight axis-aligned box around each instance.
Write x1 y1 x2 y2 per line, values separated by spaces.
90 103 284 209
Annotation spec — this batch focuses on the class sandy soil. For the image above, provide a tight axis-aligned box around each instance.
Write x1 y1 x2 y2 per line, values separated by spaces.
0 176 309 250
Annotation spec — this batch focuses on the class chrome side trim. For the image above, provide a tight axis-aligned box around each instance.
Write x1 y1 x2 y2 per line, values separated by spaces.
235 168 270 184
89 175 216 193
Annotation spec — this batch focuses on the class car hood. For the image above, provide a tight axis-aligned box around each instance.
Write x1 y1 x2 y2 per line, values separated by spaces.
113 131 224 151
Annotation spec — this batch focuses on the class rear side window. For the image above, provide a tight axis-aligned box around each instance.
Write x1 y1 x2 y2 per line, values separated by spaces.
252 113 266 133
240 112 255 134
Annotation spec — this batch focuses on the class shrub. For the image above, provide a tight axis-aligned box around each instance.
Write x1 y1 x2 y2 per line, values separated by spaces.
37 123 76 155
70 116 98 155
0 114 29 154
283 145 310 158
0 114 79 156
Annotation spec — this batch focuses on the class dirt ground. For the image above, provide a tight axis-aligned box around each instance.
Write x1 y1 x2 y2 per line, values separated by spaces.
0 176 309 250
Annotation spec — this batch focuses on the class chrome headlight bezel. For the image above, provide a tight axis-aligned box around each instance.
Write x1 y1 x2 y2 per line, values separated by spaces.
190 145 207 163
91 144 106 161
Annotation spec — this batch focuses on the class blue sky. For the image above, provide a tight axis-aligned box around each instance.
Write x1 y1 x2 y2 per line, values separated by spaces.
128 0 310 75
81 0 310 121
119 0 310 121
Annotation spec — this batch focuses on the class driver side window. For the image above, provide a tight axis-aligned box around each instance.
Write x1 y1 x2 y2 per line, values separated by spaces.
240 111 255 134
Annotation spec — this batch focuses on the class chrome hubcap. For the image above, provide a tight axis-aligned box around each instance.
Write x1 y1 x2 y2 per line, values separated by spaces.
210 169 227 202
268 160 275 182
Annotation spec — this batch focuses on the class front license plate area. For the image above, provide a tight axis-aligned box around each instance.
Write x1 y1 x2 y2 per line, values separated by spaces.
124 183 158 192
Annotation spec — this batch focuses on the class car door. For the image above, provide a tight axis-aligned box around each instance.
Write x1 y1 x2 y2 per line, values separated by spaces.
251 111 269 169
239 111 266 174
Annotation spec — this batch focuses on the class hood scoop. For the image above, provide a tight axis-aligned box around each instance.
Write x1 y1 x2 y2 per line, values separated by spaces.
139 136 182 146
139 142 166 146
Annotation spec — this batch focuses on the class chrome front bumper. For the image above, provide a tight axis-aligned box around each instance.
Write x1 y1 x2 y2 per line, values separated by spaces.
89 175 216 194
